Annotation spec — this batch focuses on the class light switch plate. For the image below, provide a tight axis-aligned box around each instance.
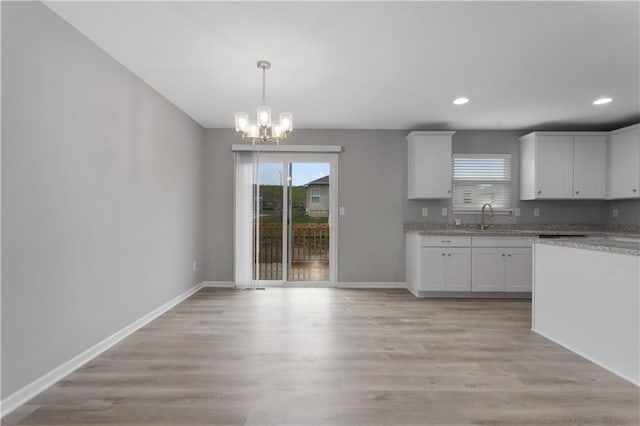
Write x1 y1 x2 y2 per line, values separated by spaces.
533 208 540 217
441 207 448 216
515 208 521 217
612 208 619 218
339 206 345 215
422 208 429 217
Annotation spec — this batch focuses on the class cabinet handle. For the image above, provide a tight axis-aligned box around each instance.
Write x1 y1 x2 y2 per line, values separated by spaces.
442 253 446 256
448 190 451 194
448 253 451 257
575 190 580 194
441 240 451 243
633 189 638 193
537 190 542 194
508 254 512 257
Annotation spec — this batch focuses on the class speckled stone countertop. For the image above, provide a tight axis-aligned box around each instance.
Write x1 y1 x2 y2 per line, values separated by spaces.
405 223 640 255
533 237 640 256
404 223 639 237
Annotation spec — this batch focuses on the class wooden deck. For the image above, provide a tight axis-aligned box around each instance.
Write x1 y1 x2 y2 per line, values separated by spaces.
256 223 329 281
256 261 329 282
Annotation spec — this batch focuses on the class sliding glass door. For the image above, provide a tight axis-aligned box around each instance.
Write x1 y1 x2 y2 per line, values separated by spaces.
236 152 338 286
287 162 331 282
254 161 285 281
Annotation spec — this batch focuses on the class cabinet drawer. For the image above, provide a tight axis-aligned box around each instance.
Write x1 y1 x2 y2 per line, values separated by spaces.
472 236 533 248
421 236 471 247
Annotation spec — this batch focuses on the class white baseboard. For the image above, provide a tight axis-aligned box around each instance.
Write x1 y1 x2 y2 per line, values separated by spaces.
203 281 407 290
338 282 407 289
532 328 639 387
202 281 235 288
0 282 204 418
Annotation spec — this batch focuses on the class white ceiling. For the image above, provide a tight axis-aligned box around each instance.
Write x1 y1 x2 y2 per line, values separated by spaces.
45 1 639 131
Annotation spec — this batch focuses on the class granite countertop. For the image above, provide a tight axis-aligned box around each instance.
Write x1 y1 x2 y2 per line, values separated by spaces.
405 223 639 236
404 223 640 255
533 237 640 257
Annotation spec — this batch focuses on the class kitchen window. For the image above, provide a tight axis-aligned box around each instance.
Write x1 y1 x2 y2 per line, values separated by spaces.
452 154 511 211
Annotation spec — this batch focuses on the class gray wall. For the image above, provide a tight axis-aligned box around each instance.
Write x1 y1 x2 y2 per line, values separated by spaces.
1 2 204 398
203 129 406 283
204 129 634 283
608 199 640 225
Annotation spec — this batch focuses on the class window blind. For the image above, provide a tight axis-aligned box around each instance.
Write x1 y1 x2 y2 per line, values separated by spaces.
452 154 511 209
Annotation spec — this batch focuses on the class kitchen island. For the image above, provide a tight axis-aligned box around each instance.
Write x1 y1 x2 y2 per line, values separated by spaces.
532 236 640 385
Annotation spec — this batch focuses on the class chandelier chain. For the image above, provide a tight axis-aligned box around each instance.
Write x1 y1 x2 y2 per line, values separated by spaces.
261 66 266 105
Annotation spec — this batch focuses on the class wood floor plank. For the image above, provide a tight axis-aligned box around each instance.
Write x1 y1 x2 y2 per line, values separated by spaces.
4 288 639 425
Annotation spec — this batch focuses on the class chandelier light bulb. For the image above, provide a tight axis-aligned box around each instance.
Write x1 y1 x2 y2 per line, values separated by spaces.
234 61 292 145
235 112 249 132
248 121 259 139
257 105 271 127
280 112 293 131
272 123 282 138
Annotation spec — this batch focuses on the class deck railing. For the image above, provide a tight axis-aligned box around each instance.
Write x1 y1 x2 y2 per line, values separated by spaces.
256 223 329 263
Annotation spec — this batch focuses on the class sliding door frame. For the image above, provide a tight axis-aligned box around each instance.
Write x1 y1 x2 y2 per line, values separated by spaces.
234 149 339 287
259 153 339 286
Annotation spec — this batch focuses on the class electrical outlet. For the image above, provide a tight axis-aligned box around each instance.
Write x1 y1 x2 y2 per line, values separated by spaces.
612 208 619 218
441 207 448 216
192 261 197 272
422 208 429 217
339 206 345 215
533 208 540 217
515 208 521 217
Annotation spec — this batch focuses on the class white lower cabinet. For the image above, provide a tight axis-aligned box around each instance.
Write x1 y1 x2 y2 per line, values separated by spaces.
419 247 471 291
505 248 533 291
471 247 532 292
407 234 533 295
472 248 507 291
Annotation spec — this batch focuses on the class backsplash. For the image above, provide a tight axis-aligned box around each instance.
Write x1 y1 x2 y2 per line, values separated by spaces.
405 199 616 225
608 199 640 226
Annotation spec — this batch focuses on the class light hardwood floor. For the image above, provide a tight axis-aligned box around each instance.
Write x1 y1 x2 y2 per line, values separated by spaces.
4 288 639 425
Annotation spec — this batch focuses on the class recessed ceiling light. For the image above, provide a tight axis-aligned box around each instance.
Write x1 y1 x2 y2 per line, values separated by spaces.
593 97 613 105
453 97 469 105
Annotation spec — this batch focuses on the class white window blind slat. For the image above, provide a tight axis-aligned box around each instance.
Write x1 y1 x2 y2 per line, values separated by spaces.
452 154 511 209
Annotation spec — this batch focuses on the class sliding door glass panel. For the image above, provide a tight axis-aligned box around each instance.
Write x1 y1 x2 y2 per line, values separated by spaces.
288 162 330 281
253 162 284 281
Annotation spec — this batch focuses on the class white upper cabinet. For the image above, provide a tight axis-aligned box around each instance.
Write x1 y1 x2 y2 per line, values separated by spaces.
535 135 574 199
607 124 640 199
520 132 607 200
407 131 455 199
573 135 606 199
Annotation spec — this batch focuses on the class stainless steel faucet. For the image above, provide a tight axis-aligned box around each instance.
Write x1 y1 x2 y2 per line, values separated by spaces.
481 203 494 230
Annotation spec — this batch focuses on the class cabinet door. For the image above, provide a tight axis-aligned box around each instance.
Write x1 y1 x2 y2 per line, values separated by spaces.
573 135 606 199
505 248 533 292
608 129 640 199
445 248 471 291
420 248 447 291
408 135 452 199
471 248 506 291
536 135 574 198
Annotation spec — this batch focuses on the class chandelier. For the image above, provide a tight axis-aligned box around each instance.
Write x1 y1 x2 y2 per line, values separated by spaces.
235 60 293 145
